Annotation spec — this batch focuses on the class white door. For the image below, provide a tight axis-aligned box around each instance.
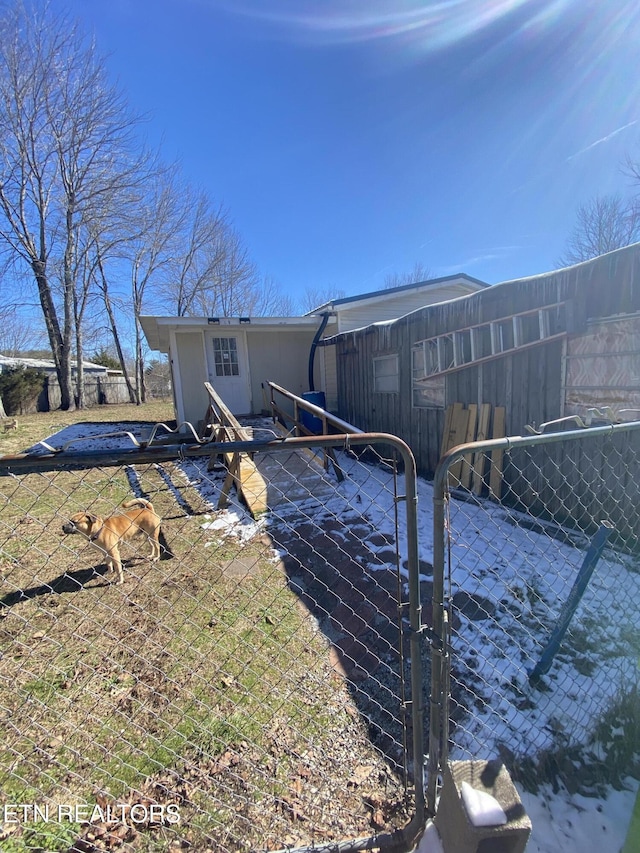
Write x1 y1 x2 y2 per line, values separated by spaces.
207 333 252 414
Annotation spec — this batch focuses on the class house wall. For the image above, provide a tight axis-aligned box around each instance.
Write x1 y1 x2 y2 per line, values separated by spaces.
565 314 640 419
168 326 322 423
245 330 318 415
335 243 640 479
320 346 338 411
336 283 570 476
335 283 480 333
174 331 208 427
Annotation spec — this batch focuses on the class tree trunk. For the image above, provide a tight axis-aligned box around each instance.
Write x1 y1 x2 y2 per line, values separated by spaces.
63 203 77 409
75 327 84 409
135 320 146 404
32 259 73 410
98 257 136 403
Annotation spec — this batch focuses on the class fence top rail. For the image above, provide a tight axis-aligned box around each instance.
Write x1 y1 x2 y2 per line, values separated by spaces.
0 430 408 474
267 381 363 436
433 417 640 498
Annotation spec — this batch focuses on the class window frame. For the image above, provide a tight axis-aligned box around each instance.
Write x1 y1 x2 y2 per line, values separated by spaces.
372 353 400 394
212 336 240 377
412 341 445 409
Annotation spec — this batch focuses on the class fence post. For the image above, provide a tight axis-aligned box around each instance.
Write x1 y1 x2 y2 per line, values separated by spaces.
402 440 426 836
529 520 614 682
428 463 448 815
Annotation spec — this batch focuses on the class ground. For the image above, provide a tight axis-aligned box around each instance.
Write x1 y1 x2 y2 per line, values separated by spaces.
0 402 638 852
0 403 412 851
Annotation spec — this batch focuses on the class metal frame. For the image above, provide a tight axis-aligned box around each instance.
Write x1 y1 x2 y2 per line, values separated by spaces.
0 428 427 853
428 418 640 814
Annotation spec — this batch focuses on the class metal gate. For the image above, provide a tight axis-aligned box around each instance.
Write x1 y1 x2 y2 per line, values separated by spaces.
429 419 640 810
0 423 426 852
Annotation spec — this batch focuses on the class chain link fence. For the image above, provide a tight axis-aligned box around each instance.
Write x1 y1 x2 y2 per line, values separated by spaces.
0 421 426 853
429 420 640 810
3 412 640 850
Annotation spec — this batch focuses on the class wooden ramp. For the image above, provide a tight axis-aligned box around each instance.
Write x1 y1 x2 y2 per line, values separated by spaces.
252 428 337 509
202 383 269 518
202 385 336 516
218 448 269 518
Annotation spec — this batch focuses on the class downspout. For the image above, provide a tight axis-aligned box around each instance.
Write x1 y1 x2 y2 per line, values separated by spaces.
308 311 331 392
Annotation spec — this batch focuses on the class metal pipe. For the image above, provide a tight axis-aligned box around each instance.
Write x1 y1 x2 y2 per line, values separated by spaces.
308 311 331 391
267 381 363 435
403 433 426 843
529 521 614 682
0 434 369 476
428 485 447 815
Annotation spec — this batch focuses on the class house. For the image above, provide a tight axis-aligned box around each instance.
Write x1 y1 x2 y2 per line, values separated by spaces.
139 274 487 428
0 355 126 411
0 355 118 376
308 274 488 412
329 242 640 477
139 315 333 428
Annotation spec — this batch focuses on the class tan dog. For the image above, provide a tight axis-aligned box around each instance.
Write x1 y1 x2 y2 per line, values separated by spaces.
62 498 161 584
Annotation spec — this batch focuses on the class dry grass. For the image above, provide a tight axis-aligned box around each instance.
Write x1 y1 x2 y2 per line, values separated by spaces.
0 400 177 458
0 404 410 852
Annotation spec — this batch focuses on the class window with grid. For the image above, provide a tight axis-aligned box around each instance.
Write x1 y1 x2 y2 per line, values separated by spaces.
212 337 239 376
412 342 445 408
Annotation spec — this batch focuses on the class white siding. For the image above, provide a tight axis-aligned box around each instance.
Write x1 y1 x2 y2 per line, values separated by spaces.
246 329 316 414
335 283 481 332
174 331 208 427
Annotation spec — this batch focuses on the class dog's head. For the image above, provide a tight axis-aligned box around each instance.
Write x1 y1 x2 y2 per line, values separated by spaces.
62 511 101 537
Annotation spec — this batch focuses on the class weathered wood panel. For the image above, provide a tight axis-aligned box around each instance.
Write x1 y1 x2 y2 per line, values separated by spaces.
334 244 640 532
502 429 640 549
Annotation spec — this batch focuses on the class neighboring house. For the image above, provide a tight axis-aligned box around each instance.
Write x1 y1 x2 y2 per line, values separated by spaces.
0 355 118 376
0 355 126 411
329 242 640 476
140 274 487 427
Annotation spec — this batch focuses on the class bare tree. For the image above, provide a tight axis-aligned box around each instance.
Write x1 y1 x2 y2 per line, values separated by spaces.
0 304 46 355
179 214 292 318
163 188 232 317
83 153 164 406
383 261 432 289
124 165 189 404
623 152 640 189
299 287 347 314
93 247 137 403
193 228 259 317
557 194 640 267
93 163 262 404
249 276 297 316
0 2 148 409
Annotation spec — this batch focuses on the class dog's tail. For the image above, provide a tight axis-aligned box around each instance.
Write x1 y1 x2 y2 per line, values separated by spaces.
121 498 155 512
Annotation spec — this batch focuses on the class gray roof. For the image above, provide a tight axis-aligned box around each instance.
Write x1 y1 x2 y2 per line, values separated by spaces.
0 355 120 374
306 273 489 314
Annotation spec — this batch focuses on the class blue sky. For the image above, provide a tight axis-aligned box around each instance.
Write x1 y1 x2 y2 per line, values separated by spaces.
66 0 640 304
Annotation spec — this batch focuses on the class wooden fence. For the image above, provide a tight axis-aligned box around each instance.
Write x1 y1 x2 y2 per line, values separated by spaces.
42 375 133 411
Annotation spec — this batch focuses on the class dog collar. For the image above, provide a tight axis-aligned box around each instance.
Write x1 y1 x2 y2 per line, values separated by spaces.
89 525 104 542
